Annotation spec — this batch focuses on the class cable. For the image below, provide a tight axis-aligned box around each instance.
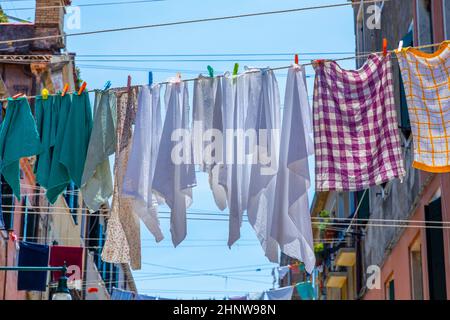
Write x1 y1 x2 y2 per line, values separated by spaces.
0 0 389 45
1 0 166 11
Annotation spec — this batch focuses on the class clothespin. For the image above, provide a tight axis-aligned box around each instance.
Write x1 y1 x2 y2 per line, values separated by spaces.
41 88 49 100
382 38 388 56
294 54 299 65
207 65 214 78
61 83 69 96
397 40 404 53
12 93 24 99
232 63 239 77
148 71 153 86
103 80 112 91
78 81 87 95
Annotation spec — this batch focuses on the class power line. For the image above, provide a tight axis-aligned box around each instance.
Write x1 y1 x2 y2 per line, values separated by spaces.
0 0 389 45
1 0 165 11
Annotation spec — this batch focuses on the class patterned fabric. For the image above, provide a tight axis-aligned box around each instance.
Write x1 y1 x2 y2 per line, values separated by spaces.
102 86 142 270
313 54 405 191
396 41 450 172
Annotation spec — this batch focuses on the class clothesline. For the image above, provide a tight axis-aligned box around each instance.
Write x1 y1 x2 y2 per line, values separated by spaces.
0 0 390 46
0 41 442 103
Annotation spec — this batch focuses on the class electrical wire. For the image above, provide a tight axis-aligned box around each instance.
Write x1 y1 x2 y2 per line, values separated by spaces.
0 0 390 46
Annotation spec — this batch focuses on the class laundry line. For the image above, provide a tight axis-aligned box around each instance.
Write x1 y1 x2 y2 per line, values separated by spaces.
0 41 442 103
0 0 391 46
5 203 450 227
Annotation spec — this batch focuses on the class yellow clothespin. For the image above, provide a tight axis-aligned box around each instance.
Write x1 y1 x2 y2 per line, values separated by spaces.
41 88 49 100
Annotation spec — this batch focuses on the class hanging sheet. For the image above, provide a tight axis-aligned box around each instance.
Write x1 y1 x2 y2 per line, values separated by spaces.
245 68 280 262
265 286 294 300
81 90 116 212
271 66 315 272
17 242 49 292
153 81 197 247
0 97 41 200
102 86 142 270
192 76 227 210
396 41 450 172
313 54 405 191
122 84 164 242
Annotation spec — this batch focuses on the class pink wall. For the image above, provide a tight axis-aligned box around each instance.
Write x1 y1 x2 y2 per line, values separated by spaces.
364 173 450 300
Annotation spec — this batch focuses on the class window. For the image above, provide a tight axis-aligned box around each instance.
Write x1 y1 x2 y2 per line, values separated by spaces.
425 197 447 300
1 175 14 230
385 276 395 300
444 0 450 39
416 0 434 49
399 29 414 137
64 181 79 225
20 196 38 242
409 237 424 300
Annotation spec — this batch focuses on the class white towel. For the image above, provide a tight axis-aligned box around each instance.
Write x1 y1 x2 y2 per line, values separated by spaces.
192 76 227 210
271 66 315 273
266 286 294 300
152 82 197 247
122 85 164 242
246 68 281 263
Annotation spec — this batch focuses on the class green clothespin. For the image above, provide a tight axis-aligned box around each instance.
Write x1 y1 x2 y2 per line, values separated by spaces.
207 65 214 78
232 63 239 83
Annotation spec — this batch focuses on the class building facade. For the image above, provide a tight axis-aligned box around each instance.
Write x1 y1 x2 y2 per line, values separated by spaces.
311 0 450 300
0 1 136 300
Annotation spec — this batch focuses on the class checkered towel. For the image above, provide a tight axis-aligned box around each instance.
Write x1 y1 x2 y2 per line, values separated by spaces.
313 54 405 191
396 41 450 173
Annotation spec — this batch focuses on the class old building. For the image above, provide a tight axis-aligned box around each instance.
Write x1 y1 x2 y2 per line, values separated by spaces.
312 0 450 300
0 1 136 300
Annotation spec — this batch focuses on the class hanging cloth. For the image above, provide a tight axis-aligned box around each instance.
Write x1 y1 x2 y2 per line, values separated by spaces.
219 74 252 247
34 95 58 189
49 245 84 282
396 41 450 172
102 86 142 270
122 84 164 242
81 90 116 212
46 94 72 203
59 92 93 187
245 68 280 263
265 286 294 300
153 81 197 247
192 76 227 210
17 242 50 292
270 66 315 273
295 281 315 300
0 97 41 200
313 54 405 191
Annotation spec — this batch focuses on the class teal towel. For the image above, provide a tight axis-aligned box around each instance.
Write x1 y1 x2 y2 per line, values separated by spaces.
295 282 315 300
46 95 72 203
0 97 42 200
34 95 58 188
60 92 93 188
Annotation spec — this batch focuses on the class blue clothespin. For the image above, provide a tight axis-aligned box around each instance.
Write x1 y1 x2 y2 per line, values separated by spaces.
207 65 214 78
148 71 153 86
103 80 112 91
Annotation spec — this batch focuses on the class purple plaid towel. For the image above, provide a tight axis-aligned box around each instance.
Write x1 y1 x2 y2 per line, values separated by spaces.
313 54 405 191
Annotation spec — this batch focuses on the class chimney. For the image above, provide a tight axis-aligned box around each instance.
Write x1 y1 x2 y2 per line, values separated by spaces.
33 0 71 52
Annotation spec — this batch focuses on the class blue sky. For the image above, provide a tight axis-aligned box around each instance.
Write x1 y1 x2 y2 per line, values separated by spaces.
3 0 356 299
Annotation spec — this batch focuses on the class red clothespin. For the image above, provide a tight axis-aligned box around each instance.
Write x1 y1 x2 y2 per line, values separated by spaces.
61 83 69 96
9 231 17 242
87 287 99 294
294 54 299 65
78 81 87 95
382 38 388 56
12 93 24 99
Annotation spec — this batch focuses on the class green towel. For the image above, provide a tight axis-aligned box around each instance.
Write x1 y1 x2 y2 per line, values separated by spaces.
0 97 42 200
60 92 93 188
296 282 315 300
46 95 72 203
81 90 116 212
34 95 58 188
